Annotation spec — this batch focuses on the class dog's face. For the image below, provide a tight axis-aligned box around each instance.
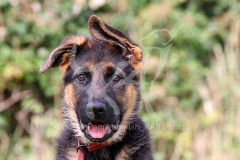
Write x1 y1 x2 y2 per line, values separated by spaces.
40 16 142 145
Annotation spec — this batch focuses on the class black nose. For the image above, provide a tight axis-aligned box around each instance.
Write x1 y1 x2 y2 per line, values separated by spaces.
86 102 106 119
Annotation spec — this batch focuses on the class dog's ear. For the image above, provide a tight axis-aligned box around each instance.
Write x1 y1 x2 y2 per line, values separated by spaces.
39 36 86 73
88 15 142 64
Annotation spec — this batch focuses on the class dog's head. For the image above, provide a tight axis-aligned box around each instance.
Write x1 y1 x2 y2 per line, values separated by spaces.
40 15 142 145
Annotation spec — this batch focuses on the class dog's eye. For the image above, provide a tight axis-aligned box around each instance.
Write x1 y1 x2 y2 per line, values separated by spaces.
77 74 86 81
112 74 121 82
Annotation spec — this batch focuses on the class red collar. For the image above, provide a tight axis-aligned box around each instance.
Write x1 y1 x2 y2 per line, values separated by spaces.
77 140 107 160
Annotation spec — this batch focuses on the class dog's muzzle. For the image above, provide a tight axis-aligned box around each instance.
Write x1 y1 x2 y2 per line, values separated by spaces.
79 101 121 142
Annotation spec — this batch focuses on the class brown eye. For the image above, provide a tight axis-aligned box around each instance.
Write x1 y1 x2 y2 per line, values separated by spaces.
112 74 121 82
77 74 85 81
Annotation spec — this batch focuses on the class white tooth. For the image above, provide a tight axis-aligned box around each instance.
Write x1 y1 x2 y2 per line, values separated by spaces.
107 127 111 134
80 122 86 130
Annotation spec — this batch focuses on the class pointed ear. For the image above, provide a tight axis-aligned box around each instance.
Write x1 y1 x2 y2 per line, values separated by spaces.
39 36 86 73
88 15 142 63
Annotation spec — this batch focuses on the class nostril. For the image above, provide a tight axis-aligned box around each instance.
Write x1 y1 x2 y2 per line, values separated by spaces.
86 106 93 113
86 102 106 117
97 107 104 115
87 109 93 114
92 105 106 115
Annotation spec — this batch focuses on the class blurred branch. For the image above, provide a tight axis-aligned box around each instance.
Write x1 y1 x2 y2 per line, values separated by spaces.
15 108 32 134
0 86 31 112
170 142 182 160
0 132 10 159
198 83 214 116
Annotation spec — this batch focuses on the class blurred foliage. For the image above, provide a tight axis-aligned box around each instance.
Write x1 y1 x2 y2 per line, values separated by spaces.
0 0 239 160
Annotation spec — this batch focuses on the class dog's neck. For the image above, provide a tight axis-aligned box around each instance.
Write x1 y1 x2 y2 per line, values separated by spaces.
77 140 107 160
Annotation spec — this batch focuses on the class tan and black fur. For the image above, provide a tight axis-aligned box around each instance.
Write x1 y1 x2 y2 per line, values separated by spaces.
40 15 153 160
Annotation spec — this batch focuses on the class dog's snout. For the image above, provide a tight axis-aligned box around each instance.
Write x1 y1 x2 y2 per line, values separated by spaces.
86 102 106 119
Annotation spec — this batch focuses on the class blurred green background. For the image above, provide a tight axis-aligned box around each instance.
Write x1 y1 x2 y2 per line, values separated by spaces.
0 0 239 159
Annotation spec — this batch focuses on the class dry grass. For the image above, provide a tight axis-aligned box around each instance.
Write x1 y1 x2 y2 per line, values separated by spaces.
194 18 240 160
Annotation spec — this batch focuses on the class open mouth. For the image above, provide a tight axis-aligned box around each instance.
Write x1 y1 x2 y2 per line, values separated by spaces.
80 119 120 142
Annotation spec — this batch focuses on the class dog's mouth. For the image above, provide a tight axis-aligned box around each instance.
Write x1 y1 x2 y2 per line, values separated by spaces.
80 119 120 142
87 123 108 139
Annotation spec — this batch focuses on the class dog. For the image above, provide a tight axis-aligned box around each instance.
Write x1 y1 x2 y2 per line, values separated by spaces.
40 15 153 160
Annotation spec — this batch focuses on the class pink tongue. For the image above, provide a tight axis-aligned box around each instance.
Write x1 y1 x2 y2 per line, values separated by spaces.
88 124 108 138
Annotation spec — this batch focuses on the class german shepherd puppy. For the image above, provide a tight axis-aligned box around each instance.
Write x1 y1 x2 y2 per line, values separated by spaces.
40 15 153 160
